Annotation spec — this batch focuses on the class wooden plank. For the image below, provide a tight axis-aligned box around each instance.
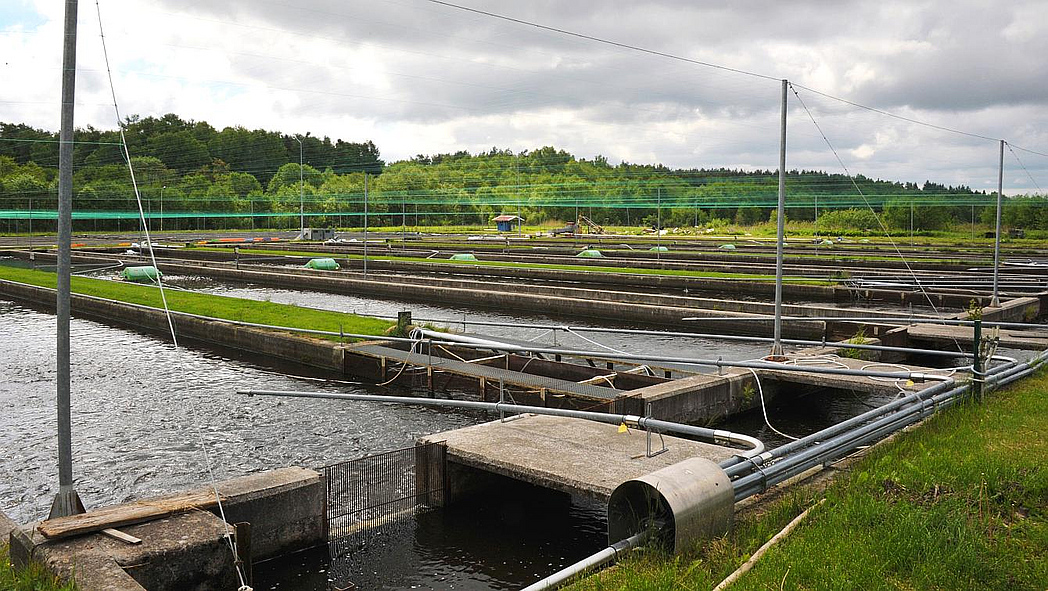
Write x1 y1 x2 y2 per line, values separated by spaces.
37 490 221 540
101 528 142 545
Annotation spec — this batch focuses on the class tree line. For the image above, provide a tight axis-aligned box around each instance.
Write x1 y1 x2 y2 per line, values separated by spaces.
1 114 1042 233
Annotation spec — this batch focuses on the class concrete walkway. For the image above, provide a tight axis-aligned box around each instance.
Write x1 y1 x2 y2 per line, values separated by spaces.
907 323 1048 351
421 414 736 502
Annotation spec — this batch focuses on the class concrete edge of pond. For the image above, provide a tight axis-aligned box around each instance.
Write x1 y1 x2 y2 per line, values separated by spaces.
8 466 325 591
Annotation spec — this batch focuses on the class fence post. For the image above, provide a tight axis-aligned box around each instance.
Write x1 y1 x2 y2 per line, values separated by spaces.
972 318 983 401
233 522 252 587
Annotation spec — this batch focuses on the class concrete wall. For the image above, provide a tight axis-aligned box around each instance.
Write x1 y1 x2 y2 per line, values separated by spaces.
11 511 237 591
977 295 1040 323
617 371 769 423
79 246 850 303
60 254 832 339
8 467 325 590
18 248 1045 313
155 245 1040 310
0 278 346 375
0 509 17 542
190 239 995 274
193 467 327 561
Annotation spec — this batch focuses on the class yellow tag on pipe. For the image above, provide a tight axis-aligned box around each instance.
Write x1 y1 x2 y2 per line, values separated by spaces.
906 380 915 387
618 423 628 433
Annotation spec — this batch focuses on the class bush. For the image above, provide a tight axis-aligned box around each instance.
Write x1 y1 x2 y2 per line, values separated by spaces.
815 208 880 234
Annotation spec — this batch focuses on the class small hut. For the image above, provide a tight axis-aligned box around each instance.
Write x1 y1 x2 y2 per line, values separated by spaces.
491 214 524 232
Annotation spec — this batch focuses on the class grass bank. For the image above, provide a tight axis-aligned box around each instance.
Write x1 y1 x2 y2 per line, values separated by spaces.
0 265 393 340
189 246 827 283
570 369 1048 590
375 240 987 266
0 543 76 591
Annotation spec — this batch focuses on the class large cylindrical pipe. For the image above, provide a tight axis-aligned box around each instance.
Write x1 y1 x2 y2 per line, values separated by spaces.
608 457 734 553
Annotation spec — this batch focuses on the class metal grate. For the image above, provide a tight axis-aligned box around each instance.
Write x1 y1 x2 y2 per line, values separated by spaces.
323 442 447 555
351 343 621 400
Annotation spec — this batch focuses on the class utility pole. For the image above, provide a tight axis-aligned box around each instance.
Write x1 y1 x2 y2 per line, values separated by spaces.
910 199 914 246
50 0 85 519
145 194 150 246
159 185 165 232
656 187 662 260
991 139 1004 306
294 135 304 239
770 79 788 360
574 196 579 249
517 152 522 237
363 172 368 276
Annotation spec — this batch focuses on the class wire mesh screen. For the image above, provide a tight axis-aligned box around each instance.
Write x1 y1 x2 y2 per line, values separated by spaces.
324 442 447 556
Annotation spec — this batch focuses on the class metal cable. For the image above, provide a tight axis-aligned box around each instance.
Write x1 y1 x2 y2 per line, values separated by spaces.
791 83 967 355
1007 143 1044 194
93 2 248 586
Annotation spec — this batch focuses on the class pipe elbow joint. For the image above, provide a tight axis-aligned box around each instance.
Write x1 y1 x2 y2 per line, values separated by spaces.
911 373 954 384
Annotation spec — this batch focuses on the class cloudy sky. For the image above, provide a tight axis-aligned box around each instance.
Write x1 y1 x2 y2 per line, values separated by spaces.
2 0 1047 192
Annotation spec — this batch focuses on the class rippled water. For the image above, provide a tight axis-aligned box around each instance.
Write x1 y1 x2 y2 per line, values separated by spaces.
0 299 481 521
0 296 619 590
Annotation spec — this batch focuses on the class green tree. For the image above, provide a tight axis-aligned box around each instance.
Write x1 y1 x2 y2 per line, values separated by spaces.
267 162 324 193
148 131 211 173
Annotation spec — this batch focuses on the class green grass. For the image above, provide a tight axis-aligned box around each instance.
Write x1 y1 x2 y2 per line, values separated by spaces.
189 246 828 283
569 369 1048 590
0 543 76 591
407 241 988 265
0 265 394 340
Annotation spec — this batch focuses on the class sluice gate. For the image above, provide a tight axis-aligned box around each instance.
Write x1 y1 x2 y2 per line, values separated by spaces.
322 442 447 558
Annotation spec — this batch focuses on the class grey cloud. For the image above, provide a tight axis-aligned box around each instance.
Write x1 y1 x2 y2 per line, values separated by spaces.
30 0 1048 188
162 0 1048 117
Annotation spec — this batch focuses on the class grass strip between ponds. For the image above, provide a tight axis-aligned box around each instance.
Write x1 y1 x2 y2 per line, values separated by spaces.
0 265 394 341
568 369 1048 590
188 246 829 283
356 240 989 265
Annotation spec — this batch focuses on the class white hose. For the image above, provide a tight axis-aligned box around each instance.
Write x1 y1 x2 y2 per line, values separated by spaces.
564 327 627 355
746 368 799 441
375 328 426 386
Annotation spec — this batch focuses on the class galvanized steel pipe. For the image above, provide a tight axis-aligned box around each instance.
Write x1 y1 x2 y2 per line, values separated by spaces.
684 316 1045 330
727 348 1047 501
521 532 646 591
238 389 766 456
376 315 1014 361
